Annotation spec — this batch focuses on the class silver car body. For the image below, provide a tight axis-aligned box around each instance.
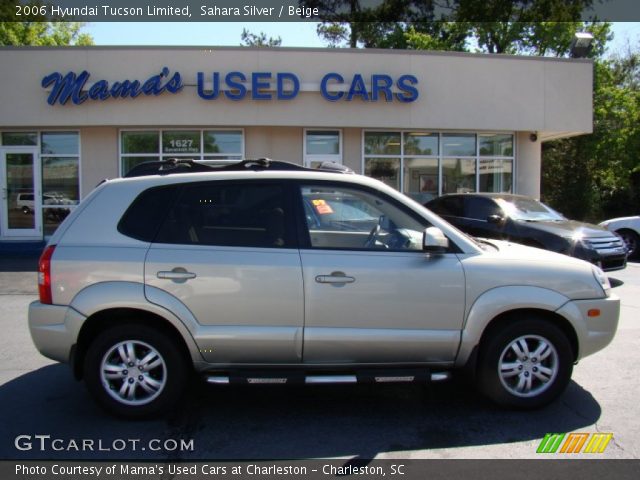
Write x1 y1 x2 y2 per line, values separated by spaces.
29 171 619 374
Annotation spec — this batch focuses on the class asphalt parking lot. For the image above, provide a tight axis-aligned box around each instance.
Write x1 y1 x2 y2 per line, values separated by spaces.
0 257 638 461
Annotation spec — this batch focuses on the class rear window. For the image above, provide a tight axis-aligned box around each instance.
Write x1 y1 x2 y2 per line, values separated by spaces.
118 185 179 242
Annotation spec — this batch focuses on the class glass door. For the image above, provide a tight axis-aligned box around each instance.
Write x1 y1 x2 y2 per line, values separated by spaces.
1 148 42 238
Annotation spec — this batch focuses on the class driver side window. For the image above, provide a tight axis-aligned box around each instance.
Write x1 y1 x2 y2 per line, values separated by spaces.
299 184 428 251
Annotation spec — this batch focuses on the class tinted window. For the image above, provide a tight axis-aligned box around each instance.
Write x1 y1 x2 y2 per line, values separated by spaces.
465 197 502 220
118 185 179 242
156 182 293 248
427 196 464 217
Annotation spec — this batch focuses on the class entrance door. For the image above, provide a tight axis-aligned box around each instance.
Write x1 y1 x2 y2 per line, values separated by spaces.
0 148 41 238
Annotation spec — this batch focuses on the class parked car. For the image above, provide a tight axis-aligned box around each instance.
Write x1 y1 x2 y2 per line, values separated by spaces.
16 191 75 214
599 216 640 260
29 159 619 418
425 193 627 272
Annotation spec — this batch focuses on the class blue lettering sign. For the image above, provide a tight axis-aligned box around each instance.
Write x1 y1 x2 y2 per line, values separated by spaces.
43 69 418 105
347 74 368 102
320 73 344 101
371 74 393 102
224 72 247 101
395 74 419 103
252 72 272 100
42 67 183 105
277 73 299 100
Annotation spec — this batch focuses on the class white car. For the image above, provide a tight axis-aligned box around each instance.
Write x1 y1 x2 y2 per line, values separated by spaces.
599 216 640 259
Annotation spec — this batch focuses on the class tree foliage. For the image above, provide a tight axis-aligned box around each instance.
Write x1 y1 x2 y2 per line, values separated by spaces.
0 0 92 46
543 50 640 220
0 22 93 46
240 28 282 47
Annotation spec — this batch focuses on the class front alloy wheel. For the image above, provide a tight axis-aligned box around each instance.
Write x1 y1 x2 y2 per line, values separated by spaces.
498 335 559 398
478 318 573 409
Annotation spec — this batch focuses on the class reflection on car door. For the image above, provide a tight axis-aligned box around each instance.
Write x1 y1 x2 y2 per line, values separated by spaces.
297 182 466 364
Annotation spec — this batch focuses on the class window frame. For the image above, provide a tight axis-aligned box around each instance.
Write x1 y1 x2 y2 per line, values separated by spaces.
362 130 516 198
303 128 343 168
119 128 245 177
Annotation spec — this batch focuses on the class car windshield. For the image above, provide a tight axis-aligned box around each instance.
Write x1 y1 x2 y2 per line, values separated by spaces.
496 197 565 222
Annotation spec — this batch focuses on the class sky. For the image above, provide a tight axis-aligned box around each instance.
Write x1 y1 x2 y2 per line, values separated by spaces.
85 22 640 55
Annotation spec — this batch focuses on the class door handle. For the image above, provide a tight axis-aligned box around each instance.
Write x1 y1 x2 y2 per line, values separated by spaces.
157 268 197 282
315 271 356 284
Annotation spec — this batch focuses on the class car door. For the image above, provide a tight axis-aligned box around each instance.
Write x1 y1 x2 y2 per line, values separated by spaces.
297 182 466 364
144 180 304 364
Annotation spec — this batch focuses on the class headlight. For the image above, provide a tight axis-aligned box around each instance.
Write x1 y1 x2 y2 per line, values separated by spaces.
592 265 611 297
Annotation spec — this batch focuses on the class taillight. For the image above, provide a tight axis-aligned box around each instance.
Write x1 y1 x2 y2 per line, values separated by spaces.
38 245 56 304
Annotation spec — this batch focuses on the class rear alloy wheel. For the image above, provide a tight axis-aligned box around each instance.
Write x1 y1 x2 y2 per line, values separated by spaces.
84 324 188 418
616 229 639 260
478 319 573 409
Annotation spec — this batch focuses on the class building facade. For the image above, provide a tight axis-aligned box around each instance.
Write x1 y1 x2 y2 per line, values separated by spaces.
0 46 593 242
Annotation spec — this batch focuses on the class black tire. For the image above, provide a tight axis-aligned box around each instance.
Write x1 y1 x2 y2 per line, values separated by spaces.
477 318 573 409
84 324 188 418
616 229 639 260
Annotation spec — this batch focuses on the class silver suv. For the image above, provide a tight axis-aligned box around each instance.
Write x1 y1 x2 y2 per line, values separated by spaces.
28 159 620 418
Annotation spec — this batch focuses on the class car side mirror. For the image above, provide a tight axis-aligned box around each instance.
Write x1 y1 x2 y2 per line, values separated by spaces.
487 214 505 225
423 227 449 253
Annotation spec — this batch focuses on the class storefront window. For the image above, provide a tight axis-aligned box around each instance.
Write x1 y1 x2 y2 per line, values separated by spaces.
162 131 201 155
304 130 342 168
479 134 513 156
442 158 477 194
404 133 438 155
363 131 514 197
122 131 159 154
120 130 244 175
40 132 80 236
41 132 79 155
364 157 400 190
204 130 243 155
404 158 439 204
1 132 37 146
479 159 513 193
305 130 340 155
442 134 476 157
365 132 401 155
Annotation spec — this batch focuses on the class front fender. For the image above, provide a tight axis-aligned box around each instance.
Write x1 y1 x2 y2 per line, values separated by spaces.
70 281 203 363
455 285 570 367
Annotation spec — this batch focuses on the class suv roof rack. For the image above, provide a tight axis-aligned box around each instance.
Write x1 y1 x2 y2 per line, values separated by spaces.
123 157 353 178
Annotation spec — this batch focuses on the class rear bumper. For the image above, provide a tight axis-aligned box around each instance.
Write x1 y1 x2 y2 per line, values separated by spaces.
556 294 620 360
28 301 86 364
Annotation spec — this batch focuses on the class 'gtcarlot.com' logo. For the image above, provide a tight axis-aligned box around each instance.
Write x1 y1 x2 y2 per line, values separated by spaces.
15 435 194 452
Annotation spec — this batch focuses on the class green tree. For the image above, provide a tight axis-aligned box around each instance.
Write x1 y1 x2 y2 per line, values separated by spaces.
0 21 92 45
1 0 92 46
542 48 640 220
240 28 282 47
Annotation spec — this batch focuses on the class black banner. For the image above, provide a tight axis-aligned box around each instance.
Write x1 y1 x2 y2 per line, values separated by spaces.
3 460 640 480
2 0 640 22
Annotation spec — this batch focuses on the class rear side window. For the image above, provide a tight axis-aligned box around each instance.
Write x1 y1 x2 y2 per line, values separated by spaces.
155 182 294 248
464 197 502 220
118 185 179 242
428 196 464 217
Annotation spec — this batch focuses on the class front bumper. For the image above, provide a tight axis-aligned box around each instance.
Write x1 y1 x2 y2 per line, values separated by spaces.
555 294 620 360
28 301 86 364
